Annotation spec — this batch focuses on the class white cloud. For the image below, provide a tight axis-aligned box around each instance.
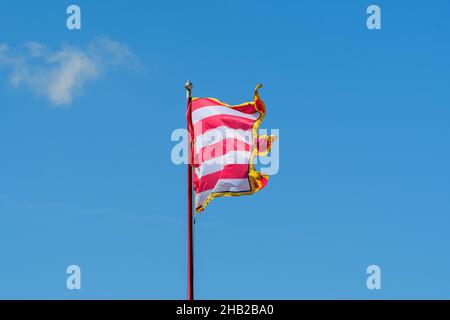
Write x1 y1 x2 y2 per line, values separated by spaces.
0 37 137 106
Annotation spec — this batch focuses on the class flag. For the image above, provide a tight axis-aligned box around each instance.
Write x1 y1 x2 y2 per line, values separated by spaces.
187 84 274 212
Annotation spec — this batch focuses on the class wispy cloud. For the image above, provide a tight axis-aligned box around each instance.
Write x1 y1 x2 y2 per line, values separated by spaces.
0 37 137 106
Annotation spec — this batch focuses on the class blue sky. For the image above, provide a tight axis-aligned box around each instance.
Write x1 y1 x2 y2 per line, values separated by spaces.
0 0 449 299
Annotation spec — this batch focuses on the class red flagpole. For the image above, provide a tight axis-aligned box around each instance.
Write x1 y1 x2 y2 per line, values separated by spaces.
185 81 194 300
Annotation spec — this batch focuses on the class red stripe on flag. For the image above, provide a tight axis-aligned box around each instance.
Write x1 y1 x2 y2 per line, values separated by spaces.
191 98 227 110
193 114 255 136
195 138 251 164
194 164 249 192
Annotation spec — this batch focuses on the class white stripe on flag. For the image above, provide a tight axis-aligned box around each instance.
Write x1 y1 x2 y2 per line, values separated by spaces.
195 126 253 152
191 105 259 124
195 151 251 179
195 179 251 208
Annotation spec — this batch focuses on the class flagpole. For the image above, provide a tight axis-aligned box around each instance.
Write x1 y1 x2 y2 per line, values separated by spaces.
185 80 194 301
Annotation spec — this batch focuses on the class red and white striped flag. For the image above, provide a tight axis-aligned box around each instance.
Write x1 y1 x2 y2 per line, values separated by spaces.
187 85 274 212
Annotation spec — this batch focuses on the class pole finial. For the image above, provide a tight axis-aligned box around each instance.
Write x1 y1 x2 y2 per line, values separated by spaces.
185 81 193 99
